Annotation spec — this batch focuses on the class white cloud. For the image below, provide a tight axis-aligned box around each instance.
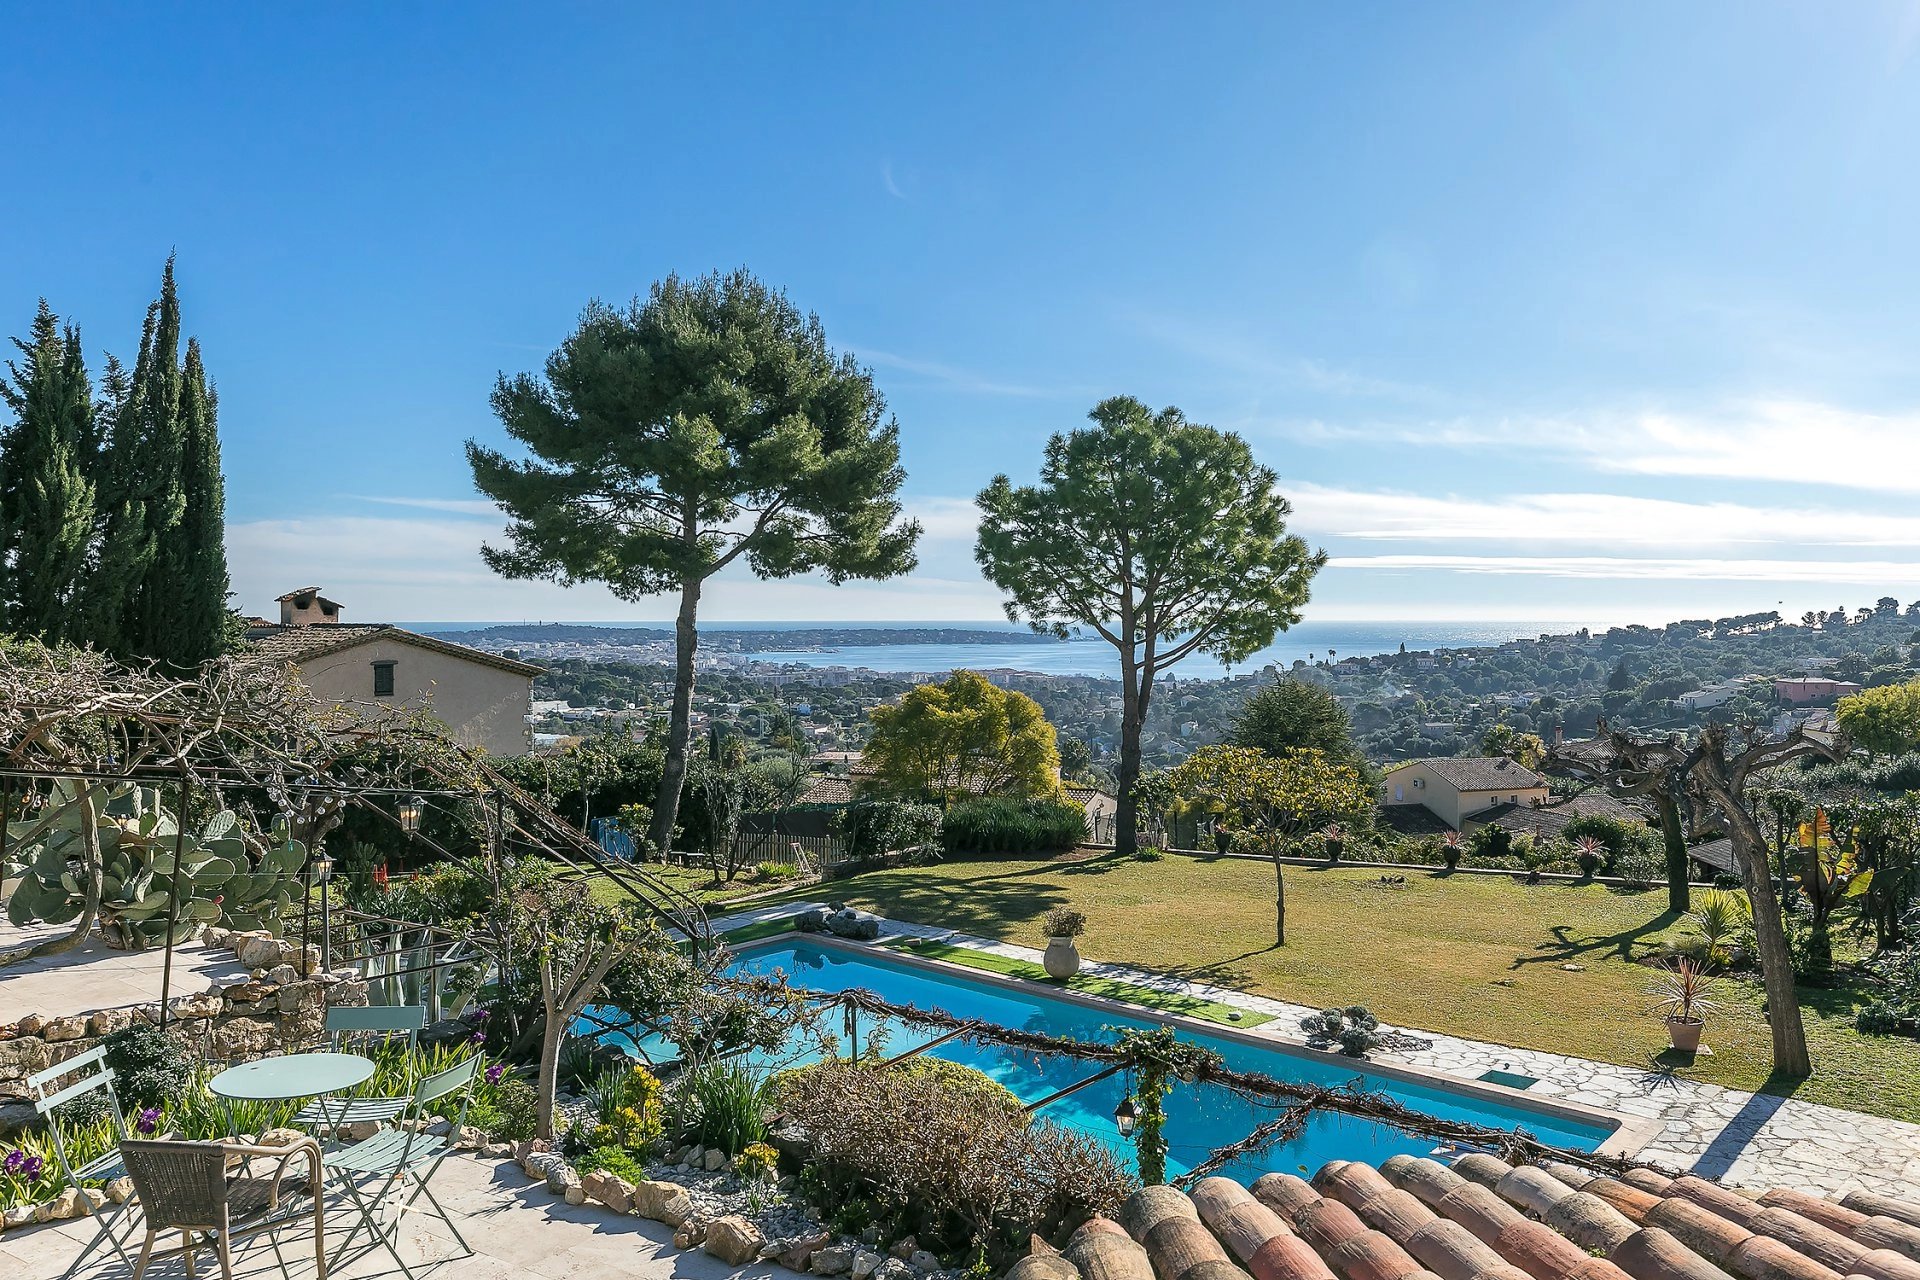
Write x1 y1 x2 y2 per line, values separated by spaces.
1269 399 1920 496
1329 553 1920 585
1287 482 1920 548
344 495 502 516
854 347 1073 399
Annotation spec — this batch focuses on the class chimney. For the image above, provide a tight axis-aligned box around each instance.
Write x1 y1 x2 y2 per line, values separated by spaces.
277 588 342 627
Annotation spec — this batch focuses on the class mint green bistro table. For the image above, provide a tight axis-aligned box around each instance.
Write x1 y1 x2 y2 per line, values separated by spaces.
210 1052 376 1133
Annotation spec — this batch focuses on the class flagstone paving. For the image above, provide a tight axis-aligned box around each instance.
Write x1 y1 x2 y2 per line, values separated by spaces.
714 900 1920 1197
0 921 250 1017
0 1149 764 1280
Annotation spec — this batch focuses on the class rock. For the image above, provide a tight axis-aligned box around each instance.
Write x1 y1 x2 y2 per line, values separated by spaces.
50 1188 82 1220
908 1252 940 1272
852 1248 886 1280
876 1261 912 1280
210 1017 277 1060
592 1173 635 1214
891 1237 919 1260
265 963 299 985
546 1164 581 1197
454 1125 483 1149
77 1187 106 1214
795 907 828 932
780 1230 835 1271
483 1142 512 1158
344 1120 382 1142
87 1008 132 1038
860 1227 885 1246
703 1147 728 1172
235 933 282 968
565 1184 588 1205
104 1177 135 1204
674 1222 704 1250
634 1179 695 1226
41 1015 88 1042
204 928 231 950
3 1204 35 1230
222 982 270 1003
705 1216 768 1266
812 1245 857 1276
824 907 881 941
167 993 223 1020
523 1152 565 1179
324 976 369 1006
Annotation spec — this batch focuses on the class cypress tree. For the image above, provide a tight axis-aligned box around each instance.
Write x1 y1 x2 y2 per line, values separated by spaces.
169 337 230 662
85 303 163 657
126 259 188 662
0 302 97 643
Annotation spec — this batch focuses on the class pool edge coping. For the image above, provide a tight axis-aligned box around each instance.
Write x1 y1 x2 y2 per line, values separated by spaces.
735 928 1660 1161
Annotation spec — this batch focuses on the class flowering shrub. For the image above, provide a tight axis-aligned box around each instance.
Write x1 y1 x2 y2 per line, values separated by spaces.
733 1141 780 1182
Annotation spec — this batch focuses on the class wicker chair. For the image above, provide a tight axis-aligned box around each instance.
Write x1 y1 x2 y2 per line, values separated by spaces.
118 1135 327 1280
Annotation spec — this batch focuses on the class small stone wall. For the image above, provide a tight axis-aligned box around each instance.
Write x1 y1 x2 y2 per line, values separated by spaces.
0 927 368 1129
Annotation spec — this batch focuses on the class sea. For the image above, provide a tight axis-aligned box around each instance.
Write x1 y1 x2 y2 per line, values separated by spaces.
409 619 1579 683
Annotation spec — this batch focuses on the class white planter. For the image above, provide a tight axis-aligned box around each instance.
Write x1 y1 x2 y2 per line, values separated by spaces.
1043 936 1081 979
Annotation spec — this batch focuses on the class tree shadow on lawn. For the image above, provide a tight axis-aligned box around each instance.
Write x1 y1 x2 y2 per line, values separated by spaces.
844 869 1073 939
1157 945 1273 990
1510 912 1682 970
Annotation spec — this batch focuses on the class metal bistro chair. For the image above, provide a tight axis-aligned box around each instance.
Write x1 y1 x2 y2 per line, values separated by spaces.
118 1135 327 1280
26 1046 138 1279
325 1054 478 1280
291 1005 427 1135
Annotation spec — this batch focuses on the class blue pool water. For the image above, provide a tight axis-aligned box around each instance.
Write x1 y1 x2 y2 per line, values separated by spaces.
602 939 1611 1184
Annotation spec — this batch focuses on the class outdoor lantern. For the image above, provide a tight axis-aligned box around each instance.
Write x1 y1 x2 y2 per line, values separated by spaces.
312 854 334 884
399 794 424 833
1113 1096 1139 1137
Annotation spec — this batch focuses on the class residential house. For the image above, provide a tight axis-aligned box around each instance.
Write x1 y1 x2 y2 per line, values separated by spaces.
1378 757 1551 829
247 588 538 756
1774 677 1863 705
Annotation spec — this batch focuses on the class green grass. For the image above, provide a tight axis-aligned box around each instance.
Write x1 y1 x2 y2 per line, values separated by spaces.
575 862 778 911
721 916 799 946
880 935 1274 1027
752 851 1920 1123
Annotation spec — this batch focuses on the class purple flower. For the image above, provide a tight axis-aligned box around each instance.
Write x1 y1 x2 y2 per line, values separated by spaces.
136 1107 161 1136
470 1030 486 1045
21 1156 42 1181
484 1064 506 1085
3 1149 22 1174
464 1008 490 1024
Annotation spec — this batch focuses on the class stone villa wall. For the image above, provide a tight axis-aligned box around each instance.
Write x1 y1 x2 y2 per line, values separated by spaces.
0 928 369 1128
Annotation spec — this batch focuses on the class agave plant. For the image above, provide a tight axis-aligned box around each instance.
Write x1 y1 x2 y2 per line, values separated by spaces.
1439 830 1465 870
1572 834 1607 878
6 781 307 950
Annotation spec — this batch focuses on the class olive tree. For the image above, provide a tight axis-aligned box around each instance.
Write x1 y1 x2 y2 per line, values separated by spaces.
975 397 1323 856
471 270 920 855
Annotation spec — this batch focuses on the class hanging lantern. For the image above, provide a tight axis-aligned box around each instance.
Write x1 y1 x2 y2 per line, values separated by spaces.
399 794 425 833
1113 1095 1139 1136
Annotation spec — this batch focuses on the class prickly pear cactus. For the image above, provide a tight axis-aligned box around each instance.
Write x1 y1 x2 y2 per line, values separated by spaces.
5 781 309 949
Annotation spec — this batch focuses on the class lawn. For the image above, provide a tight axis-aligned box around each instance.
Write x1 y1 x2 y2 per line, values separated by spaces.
757 850 1920 1124
573 861 781 911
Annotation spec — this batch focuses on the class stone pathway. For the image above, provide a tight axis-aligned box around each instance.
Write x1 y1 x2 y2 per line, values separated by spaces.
0 923 249 1018
0 1148 776 1279
714 900 1920 1198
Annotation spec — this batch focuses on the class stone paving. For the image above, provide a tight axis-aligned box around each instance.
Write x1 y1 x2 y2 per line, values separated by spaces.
0 1147 769 1280
715 900 1920 1198
0 921 250 1017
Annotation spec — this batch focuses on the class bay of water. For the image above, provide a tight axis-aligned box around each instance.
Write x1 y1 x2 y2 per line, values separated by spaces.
737 619 1571 680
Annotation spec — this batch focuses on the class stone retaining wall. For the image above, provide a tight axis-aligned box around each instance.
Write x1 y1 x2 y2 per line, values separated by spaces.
0 927 368 1128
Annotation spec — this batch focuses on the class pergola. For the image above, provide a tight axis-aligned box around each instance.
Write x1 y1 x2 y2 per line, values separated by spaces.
0 643 709 1024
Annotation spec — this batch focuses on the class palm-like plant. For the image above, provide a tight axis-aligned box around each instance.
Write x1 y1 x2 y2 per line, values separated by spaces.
1686 888 1751 966
1439 830 1465 870
1573 834 1606 878
1647 957 1721 1025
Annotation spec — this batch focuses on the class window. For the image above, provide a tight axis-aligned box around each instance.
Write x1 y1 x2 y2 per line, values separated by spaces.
372 661 396 698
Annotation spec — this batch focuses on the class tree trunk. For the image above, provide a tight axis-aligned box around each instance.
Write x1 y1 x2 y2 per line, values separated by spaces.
1727 811 1811 1078
1654 788 1690 914
0 785 104 969
1113 665 1146 859
649 577 702 856
536 990 564 1140
1271 846 1287 947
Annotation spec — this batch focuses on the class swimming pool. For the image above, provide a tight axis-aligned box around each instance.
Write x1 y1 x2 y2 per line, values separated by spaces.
604 936 1615 1185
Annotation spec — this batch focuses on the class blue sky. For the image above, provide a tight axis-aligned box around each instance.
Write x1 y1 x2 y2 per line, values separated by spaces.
6 3 1920 625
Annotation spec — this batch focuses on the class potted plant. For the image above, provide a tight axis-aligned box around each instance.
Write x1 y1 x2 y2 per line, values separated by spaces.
1319 823 1346 863
1573 835 1606 879
1042 906 1087 978
1647 957 1719 1054
1439 831 1465 871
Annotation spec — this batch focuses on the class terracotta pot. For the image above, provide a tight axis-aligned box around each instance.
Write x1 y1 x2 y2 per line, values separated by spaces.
1043 936 1081 979
1666 1015 1704 1053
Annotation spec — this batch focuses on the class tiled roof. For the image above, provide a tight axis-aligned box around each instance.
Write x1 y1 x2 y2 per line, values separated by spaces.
1030 1155 1920 1280
243 624 542 677
1374 803 1455 836
1416 755 1550 791
796 775 856 806
1466 791 1650 837
1686 836 1736 875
